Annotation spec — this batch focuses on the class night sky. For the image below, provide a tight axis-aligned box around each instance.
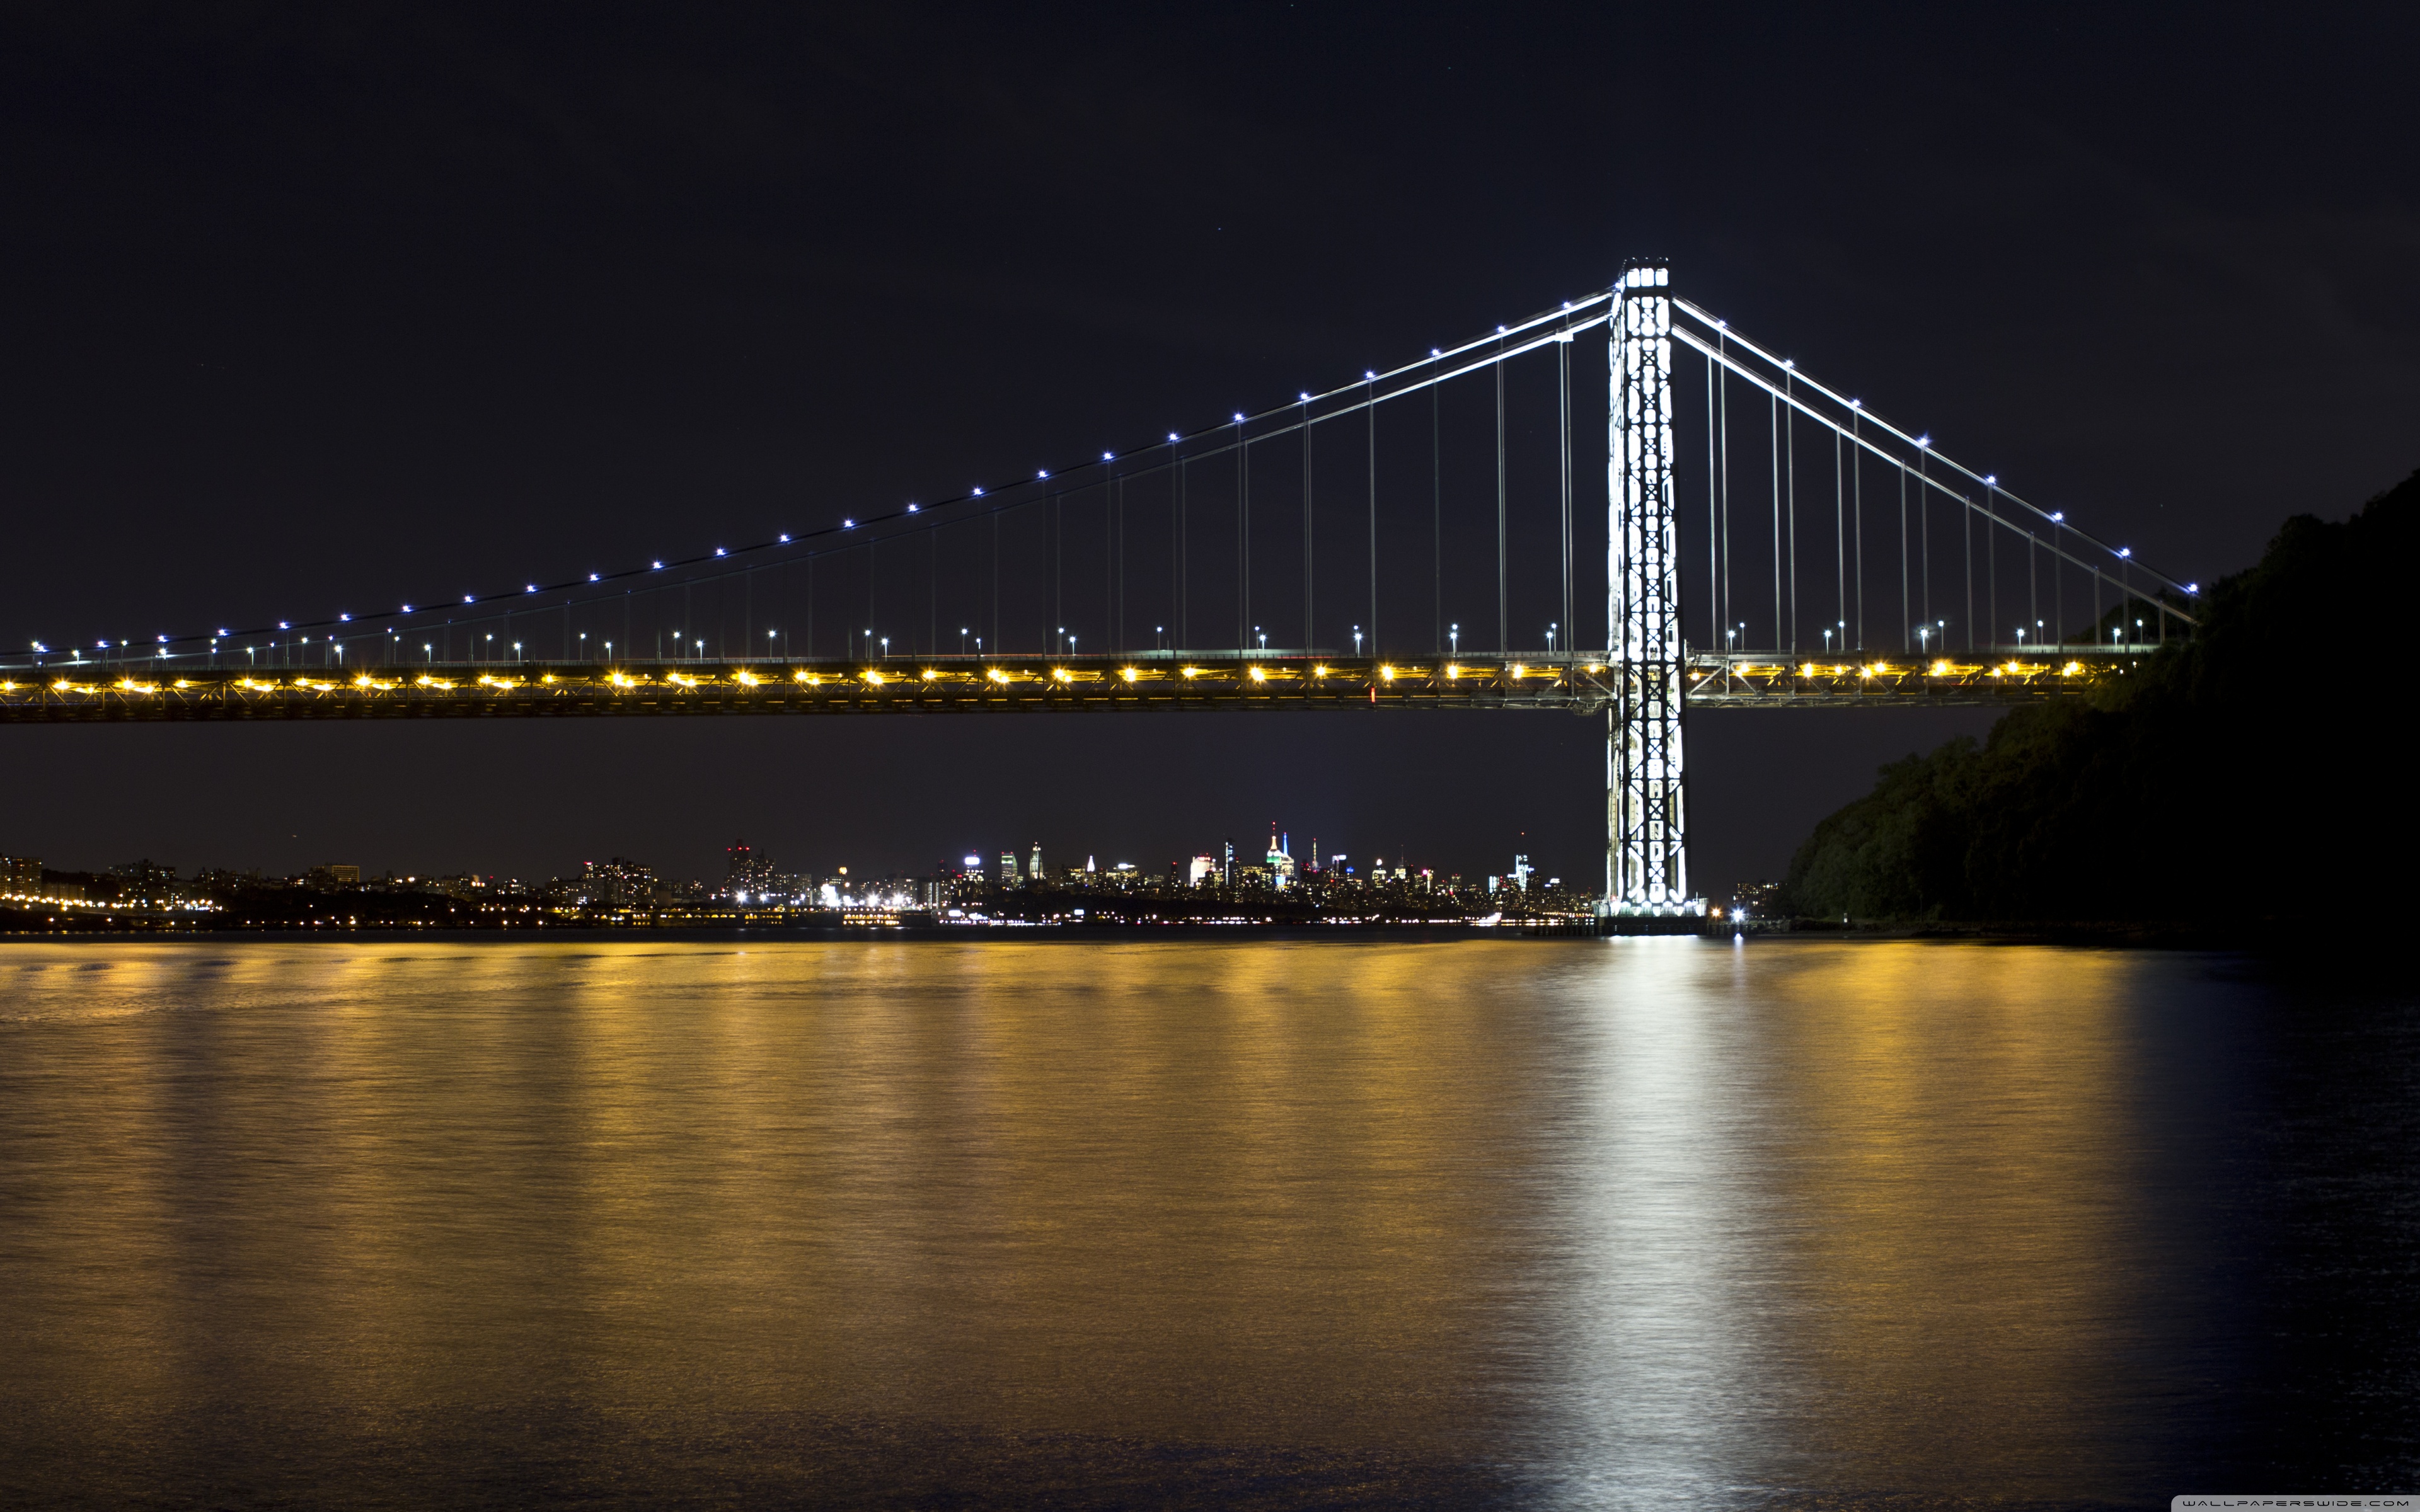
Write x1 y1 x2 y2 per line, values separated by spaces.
3 3 2412 891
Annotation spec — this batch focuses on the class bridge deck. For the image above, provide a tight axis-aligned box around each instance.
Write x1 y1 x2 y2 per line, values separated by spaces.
0 650 2161 721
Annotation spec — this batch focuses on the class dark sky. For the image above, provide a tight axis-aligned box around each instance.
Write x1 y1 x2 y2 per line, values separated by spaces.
3 2 2413 890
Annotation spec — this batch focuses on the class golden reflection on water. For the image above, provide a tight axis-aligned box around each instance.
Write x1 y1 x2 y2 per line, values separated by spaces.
0 939 2174 1503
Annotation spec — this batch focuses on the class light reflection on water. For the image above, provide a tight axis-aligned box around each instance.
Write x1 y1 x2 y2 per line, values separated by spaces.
0 939 2409 1508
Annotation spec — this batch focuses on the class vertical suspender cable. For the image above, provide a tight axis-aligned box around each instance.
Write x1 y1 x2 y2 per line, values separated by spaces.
1303 397 1313 653
1705 350 1717 653
930 529 938 659
1852 413 1864 651
1171 438 1183 651
1920 455 1930 642
1432 370 1441 655
1560 333 1572 658
2028 528 2037 646
1236 426 1252 657
989 513 998 656
1495 341 1507 655
1785 371 1797 654
1770 392 1780 653
1367 373 1378 656
1052 489 1061 654
1720 334 1731 655
1833 430 1845 655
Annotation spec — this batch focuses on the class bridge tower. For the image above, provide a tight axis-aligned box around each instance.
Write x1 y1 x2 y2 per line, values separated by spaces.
1606 259 1693 916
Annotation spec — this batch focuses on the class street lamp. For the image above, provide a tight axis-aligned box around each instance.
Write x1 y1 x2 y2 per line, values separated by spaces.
1547 622 1558 654
1449 622 1460 655
1353 625 1363 654
1822 627 1832 654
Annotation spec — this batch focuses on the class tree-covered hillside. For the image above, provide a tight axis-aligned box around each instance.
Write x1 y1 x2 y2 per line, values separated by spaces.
1780 469 2419 924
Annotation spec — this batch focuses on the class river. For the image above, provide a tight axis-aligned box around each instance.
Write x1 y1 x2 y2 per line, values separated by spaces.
1 939 2412 1508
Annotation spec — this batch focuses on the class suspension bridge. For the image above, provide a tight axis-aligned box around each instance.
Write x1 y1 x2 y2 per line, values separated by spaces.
1 260 2198 915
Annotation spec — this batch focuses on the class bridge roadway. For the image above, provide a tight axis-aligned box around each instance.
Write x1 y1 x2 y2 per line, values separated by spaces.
0 648 2158 721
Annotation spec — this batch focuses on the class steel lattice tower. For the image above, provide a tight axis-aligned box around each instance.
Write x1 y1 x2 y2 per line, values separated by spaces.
1606 260 1692 915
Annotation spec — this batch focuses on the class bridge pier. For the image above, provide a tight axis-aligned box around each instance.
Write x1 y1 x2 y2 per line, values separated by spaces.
1606 260 1697 918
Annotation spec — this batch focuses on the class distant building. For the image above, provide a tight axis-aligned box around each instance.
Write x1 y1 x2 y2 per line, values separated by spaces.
1029 842 1044 882
1188 854 1218 887
1729 880 1783 919
1265 825 1295 888
1511 854 1532 891
306 864 361 890
999 850 1020 888
1 856 83 903
724 840 776 898
584 857 655 910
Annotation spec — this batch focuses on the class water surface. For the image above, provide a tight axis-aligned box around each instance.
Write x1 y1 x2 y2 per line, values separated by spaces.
1 939 2412 1508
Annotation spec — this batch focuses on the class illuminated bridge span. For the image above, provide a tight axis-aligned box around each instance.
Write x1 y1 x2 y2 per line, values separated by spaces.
4 261 2199 915
2 648 2153 719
